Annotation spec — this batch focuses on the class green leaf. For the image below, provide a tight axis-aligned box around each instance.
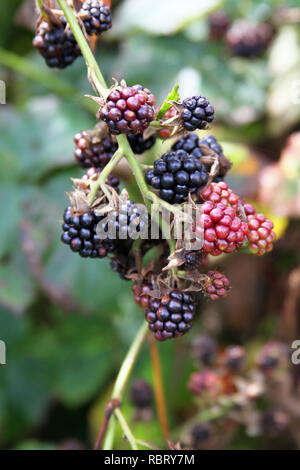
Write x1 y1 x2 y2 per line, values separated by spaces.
156 83 179 120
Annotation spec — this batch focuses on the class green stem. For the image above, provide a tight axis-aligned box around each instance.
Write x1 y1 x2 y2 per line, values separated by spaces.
114 409 138 451
57 0 107 96
88 148 123 205
103 322 148 449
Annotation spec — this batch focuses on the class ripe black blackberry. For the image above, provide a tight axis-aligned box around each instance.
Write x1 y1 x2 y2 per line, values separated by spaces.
172 134 231 181
33 17 81 68
74 128 117 169
99 83 155 135
128 133 156 154
130 379 153 408
181 96 214 132
98 199 149 241
145 149 208 204
225 21 273 58
79 0 112 36
145 290 195 341
61 207 116 258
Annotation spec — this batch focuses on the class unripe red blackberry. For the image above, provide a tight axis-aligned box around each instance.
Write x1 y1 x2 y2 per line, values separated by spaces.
226 21 273 58
194 201 248 256
132 281 153 311
222 345 245 371
190 336 217 366
61 206 116 258
145 149 208 204
79 0 112 36
188 370 223 397
127 133 156 154
74 127 117 169
209 11 231 40
181 96 214 132
199 181 239 210
243 203 275 256
99 84 155 135
145 290 195 341
130 379 153 408
203 270 230 300
33 17 81 68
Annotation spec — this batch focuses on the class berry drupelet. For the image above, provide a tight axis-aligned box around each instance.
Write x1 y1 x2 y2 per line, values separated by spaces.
181 96 214 132
145 290 195 341
145 149 208 204
243 203 275 256
203 270 230 300
99 84 155 135
33 17 81 68
127 133 156 154
79 0 112 36
61 207 116 258
74 129 117 169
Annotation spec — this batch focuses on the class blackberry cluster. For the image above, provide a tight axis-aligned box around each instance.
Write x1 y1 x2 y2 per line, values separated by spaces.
128 133 156 154
195 200 248 256
182 251 208 272
74 130 117 169
243 203 275 256
145 150 208 204
225 21 273 57
190 336 217 366
181 96 214 132
145 290 195 341
99 84 155 135
130 379 153 408
203 270 230 301
33 17 81 68
209 11 231 40
61 207 116 258
79 0 112 36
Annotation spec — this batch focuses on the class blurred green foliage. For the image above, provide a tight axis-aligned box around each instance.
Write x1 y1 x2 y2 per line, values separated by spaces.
0 0 299 450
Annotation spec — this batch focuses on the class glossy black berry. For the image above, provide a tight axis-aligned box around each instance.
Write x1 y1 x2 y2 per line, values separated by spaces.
79 0 112 36
33 17 81 69
61 206 116 258
74 130 117 169
145 290 195 341
226 21 273 58
145 150 208 204
128 133 156 154
181 96 214 132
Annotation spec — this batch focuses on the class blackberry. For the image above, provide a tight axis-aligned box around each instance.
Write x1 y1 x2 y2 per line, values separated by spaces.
203 270 230 300
33 17 81 68
209 11 231 40
190 336 217 366
145 290 195 341
199 181 239 210
257 341 288 374
194 200 248 256
182 251 208 271
132 281 153 311
98 199 149 242
128 133 156 154
61 206 116 258
145 150 208 204
226 21 273 58
109 239 136 280
130 379 153 408
99 83 155 135
74 128 117 169
172 134 231 181
79 0 112 36
243 203 275 256
181 96 214 132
